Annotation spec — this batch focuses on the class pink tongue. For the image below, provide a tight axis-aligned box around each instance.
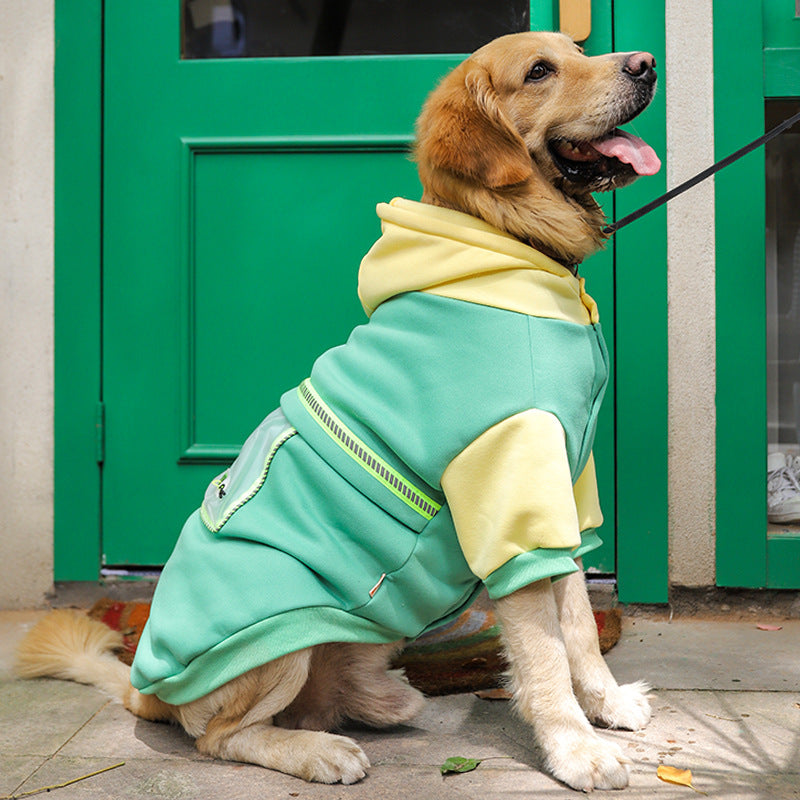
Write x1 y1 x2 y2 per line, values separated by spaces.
591 130 661 176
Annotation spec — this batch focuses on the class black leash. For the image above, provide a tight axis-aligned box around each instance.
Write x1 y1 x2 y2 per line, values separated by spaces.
603 108 800 235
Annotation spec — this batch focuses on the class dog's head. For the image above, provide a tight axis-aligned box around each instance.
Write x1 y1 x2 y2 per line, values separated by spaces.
414 32 660 265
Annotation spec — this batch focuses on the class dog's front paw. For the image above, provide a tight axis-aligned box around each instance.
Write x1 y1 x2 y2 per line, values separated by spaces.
294 732 370 784
547 731 631 792
580 680 652 731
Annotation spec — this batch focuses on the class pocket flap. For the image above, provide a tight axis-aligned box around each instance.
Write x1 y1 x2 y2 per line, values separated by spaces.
200 409 296 532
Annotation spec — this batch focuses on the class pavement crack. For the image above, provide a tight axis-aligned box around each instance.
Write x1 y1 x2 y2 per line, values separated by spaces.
9 698 115 797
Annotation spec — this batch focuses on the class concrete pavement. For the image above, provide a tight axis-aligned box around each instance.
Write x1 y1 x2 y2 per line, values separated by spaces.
1 608 799 799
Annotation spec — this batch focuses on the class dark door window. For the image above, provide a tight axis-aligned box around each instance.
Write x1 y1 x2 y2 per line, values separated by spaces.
182 0 530 58
766 99 800 525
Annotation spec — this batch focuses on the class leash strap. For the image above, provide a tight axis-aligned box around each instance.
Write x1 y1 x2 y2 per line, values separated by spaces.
604 108 800 235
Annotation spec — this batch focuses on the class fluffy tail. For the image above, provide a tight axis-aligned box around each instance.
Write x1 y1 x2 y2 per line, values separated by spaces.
14 609 173 722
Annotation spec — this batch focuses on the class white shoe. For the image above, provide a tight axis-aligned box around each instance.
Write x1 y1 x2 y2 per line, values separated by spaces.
767 452 800 523
787 453 800 476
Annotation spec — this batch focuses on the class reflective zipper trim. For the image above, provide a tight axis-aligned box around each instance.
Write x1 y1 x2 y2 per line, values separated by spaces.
298 379 441 521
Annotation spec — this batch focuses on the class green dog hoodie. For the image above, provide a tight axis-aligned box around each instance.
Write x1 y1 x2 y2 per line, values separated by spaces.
130 198 608 705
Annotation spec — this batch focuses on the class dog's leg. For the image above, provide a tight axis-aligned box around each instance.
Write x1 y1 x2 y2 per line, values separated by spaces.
187 650 370 784
276 642 424 731
338 642 426 728
494 579 630 792
552 563 651 730
198 721 370 784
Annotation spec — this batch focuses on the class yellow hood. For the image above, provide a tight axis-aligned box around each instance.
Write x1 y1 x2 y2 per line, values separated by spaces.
357 198 599 325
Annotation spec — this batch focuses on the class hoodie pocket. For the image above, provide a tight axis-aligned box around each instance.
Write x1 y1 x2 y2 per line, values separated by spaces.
200 408 296 533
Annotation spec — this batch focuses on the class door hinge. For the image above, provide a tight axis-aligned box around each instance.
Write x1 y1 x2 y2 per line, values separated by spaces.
95 401 105 464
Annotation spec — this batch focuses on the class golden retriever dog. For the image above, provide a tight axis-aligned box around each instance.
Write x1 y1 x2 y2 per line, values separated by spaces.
17 32 659 792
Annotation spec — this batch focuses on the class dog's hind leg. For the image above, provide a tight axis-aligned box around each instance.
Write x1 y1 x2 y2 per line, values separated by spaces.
337 642 425 728
552 562 651 730
276 642 424 731
187 650 370 785
198 720 370 785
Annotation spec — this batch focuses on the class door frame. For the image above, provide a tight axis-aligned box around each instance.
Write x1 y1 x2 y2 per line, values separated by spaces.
54 0 669 602
54 0 103 580
714 0 800 589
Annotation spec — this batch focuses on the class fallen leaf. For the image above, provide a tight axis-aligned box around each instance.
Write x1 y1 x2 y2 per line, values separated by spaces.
439 755 512 776
756 624 783 631
657 765 707 795
441 756 482 775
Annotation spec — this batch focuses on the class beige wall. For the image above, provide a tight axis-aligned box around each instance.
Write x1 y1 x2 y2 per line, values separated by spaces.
665 0 717 586
0 3 719 607
0 0 55 607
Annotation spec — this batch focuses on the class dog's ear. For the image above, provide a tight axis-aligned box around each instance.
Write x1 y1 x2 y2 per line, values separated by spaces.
417 63 533 188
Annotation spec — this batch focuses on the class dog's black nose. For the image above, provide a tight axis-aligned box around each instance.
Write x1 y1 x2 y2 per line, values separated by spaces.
623 52 656 84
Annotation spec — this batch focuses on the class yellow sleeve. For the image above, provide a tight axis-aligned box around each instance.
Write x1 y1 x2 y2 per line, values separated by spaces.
441 409 591 581
573 451 603 533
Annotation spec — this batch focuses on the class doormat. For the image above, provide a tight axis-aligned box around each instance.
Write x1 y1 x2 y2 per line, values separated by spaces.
88 598 150 666
88 593 621 696
392 591 621 695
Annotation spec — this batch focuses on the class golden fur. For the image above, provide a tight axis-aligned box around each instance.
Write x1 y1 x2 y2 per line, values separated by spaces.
16 32 656 791
416 32 655 264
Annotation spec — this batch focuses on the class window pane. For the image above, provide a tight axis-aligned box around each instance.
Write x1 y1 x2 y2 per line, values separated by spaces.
182 0 530 59
766 100 800 525
766 100 800 448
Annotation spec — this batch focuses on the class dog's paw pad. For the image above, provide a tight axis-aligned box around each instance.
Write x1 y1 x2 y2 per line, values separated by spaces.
299 734 370 784
549 734 630 792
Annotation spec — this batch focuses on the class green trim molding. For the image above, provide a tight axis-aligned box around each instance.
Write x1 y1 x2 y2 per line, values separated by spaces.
529 0 558 31
613 0 669 603
767 533 800 589
54 0 103 580
713 1 768 587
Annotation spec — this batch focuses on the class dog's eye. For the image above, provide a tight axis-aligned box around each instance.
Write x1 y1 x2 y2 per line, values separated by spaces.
525 62 554 83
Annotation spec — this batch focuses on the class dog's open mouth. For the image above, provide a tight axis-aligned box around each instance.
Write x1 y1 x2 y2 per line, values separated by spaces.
549 128 661 188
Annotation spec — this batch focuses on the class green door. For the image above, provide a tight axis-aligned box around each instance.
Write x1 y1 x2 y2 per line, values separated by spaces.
58 0 666 599
101 1 536 566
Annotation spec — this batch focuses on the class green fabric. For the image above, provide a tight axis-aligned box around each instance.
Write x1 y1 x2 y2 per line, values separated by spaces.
285 293 608 488
484 530 603 598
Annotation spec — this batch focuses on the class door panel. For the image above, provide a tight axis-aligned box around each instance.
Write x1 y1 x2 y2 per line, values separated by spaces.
607 0 667 601
105 142 421 564
185 141 420 460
